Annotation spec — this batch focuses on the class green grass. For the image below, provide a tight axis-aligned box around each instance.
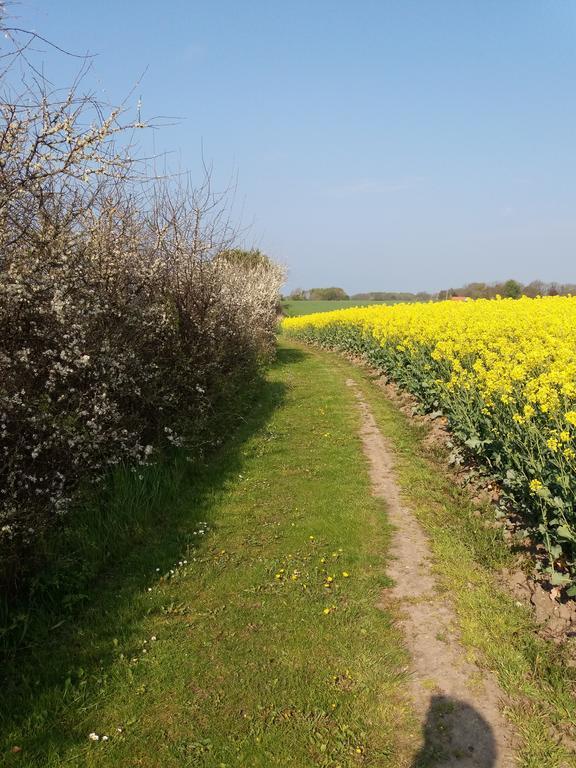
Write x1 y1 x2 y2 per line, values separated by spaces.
319 346 576 768
6 338 576 767
281 300 394 316
1 343 416 767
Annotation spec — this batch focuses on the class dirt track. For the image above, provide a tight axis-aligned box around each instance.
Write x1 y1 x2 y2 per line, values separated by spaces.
346 378 517 767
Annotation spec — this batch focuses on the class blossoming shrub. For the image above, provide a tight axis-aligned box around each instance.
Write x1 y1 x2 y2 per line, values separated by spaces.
0 81 284 595
284 297 576 585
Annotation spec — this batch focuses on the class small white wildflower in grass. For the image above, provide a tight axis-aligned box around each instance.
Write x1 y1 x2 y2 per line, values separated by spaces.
88 732 99 741
151 635 157 641
101 735 109 742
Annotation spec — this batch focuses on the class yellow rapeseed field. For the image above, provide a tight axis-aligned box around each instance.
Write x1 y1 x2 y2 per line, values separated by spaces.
284 296 576 585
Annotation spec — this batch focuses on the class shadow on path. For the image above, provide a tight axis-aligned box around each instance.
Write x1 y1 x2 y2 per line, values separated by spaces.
412 695 497 767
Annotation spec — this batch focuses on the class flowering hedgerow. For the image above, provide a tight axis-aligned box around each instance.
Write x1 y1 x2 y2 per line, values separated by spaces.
0 63 284 593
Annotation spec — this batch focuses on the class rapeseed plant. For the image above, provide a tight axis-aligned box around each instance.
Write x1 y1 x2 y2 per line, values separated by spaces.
284 296 576 585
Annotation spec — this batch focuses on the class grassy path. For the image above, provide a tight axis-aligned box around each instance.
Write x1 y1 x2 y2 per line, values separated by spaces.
2 342 416 767
4 339 576 767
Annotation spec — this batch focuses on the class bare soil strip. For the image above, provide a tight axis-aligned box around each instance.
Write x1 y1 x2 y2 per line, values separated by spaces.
346 378 517 767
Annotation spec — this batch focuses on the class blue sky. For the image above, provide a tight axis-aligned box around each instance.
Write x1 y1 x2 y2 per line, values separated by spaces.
11 1 576 293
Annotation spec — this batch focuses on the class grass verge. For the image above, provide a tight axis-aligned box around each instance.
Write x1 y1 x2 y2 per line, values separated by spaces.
1 342 415 767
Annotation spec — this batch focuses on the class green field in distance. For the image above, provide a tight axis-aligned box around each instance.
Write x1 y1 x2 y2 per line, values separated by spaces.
282 299 394 316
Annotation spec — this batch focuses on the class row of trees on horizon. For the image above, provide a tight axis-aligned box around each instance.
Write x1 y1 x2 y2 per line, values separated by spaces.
287 279 576 302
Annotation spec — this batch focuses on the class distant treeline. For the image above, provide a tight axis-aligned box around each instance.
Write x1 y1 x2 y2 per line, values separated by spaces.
287 280 576 303
351 291 431 302
438 279 576 300
289 287 350 301
288 287 431 302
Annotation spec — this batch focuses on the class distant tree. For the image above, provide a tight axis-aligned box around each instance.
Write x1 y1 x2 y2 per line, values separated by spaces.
548 283 560 296
501 279 522 299
216 248 273 270
289 287 307 301
308 287 349 301
523 280 545 298
461 282 488 299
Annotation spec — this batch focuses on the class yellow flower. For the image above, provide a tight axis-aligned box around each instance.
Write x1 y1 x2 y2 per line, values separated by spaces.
283 296 576 556
342 571 350 578
523 404 535 419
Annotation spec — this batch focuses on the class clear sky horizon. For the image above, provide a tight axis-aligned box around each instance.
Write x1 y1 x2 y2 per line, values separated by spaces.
9 0 576 293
